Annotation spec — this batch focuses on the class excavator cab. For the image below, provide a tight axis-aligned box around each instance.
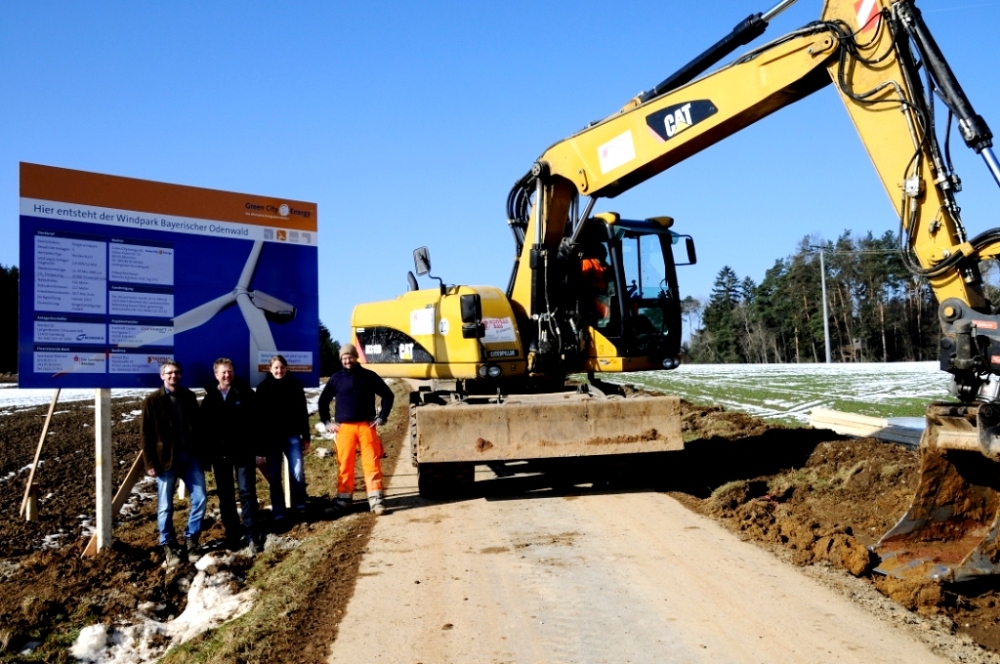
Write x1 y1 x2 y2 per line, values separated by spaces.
574 213 695 369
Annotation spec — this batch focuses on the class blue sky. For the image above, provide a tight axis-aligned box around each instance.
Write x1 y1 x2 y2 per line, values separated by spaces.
3 1 999 344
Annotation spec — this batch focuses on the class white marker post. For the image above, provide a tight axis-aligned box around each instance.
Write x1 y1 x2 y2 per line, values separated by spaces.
94 388 113 553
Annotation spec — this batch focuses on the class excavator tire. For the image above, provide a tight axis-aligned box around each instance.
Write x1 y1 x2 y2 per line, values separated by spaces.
417 462 475 500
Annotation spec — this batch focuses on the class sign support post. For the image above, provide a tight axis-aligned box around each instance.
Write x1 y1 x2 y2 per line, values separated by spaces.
94 388 113 553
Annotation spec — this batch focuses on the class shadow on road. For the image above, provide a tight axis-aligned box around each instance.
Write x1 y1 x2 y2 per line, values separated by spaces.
385 426 846 511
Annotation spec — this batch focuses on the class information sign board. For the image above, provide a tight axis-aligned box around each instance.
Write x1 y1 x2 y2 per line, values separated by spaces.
18 163 319 389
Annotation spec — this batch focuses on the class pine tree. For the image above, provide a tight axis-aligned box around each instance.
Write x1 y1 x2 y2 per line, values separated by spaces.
698 266 743 362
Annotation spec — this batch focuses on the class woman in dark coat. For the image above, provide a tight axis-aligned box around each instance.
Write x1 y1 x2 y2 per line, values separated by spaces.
256 354 312 529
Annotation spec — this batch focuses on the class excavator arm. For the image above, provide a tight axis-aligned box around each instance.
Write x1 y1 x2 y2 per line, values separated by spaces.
509 0 1000 393
506 0 1000 581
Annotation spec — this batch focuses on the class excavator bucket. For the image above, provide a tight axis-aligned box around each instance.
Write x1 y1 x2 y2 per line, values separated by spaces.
874 403 1000 582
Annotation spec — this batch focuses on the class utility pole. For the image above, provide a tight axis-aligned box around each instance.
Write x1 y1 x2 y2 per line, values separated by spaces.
812 246 832 364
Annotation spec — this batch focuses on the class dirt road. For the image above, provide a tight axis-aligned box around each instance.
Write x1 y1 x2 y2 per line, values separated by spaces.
329 460 952 664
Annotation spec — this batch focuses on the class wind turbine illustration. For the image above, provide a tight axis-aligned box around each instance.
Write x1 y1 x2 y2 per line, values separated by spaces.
173 240 294 384
120 240 295 385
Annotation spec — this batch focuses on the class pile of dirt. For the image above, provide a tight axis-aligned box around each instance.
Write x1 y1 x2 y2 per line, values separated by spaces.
702 437 917 576
674 403 1000 653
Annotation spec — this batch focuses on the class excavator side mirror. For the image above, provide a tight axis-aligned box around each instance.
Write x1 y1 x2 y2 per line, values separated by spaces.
685 237 697 265
407 271 419 292
460 294 485 339
413 247 432 276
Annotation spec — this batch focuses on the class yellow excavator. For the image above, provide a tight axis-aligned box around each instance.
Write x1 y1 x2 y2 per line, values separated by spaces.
351 0 1000 582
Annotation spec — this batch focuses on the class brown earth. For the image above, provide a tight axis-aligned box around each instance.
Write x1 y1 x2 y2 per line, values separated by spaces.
2 390 1000 661
0 385 404 664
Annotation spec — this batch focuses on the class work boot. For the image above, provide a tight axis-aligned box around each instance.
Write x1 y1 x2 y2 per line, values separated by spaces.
368 492 386 516
162 543 180 567
186 535 201 563
324 495 352 518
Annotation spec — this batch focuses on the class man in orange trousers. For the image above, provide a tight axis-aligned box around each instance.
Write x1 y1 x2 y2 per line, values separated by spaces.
318 343 394 516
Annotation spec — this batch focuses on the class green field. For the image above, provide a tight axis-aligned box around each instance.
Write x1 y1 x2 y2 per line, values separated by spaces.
600 361 951 426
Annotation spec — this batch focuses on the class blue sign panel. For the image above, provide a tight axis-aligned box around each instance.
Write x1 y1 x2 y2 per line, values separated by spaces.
19 163 319 389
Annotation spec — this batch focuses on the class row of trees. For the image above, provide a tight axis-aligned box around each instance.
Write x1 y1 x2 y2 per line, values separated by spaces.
684 231 964 364
0 265 343 376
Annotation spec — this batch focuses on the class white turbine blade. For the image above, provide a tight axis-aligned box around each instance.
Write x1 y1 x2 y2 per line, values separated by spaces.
237 241 264 290
237 291 277 387
173 292 238 335
236 292 277 354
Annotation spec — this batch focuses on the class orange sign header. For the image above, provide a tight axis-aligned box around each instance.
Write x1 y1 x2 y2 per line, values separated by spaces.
20 162 317 232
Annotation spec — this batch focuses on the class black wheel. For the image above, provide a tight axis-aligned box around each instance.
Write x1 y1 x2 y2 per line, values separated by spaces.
417 462 475 500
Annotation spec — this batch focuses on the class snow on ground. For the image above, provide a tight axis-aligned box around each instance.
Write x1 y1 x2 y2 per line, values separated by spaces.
70 553 257 664
0 387 151 411
604 361 952 423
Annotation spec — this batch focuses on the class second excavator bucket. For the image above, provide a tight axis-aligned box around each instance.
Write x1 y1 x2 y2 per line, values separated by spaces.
874 403 1000 582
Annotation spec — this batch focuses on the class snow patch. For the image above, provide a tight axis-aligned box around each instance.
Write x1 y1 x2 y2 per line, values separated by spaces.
70 554 257 663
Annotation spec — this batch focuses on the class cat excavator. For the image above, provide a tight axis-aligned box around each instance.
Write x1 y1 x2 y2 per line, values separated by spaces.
351 0 1000 582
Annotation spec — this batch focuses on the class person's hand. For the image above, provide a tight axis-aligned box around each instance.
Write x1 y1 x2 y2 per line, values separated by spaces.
146 468 157 477
370 418 384 429
330 422 340 434
304 439 311 453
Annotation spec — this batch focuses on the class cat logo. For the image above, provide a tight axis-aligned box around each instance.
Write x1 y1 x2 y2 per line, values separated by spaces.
399 343 414 361
664 103 693 138
646 100 718 142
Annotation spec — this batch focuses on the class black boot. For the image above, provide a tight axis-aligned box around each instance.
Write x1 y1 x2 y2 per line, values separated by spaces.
163 543 180 567
186 535 202 563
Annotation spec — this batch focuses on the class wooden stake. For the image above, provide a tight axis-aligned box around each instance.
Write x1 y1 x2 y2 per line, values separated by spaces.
20 389 60 519
25 484 39 522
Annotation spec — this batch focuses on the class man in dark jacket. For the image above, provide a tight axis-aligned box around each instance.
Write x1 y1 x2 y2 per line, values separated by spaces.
201 357 262 553
318 343 393 516
141 359 207 565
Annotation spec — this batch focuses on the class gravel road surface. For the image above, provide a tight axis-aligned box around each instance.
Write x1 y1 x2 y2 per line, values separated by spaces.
328 458 952 663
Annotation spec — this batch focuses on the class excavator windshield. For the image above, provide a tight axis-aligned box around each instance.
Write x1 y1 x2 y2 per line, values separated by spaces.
589 218 695 361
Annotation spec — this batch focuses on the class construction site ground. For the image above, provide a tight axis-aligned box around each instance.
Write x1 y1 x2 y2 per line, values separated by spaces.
2 379 1000 662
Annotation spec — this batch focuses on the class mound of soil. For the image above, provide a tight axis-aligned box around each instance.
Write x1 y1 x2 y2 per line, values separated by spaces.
675 403 1000 652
